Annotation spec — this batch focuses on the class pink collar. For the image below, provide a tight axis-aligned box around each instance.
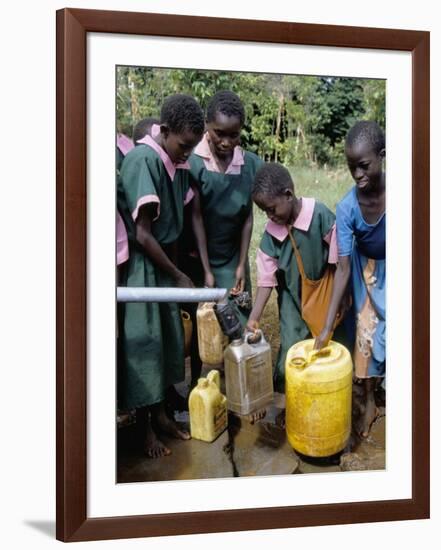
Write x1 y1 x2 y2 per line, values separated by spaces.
265 198 316 241
117 133 134 156
137 124 190 181
194 132 244 174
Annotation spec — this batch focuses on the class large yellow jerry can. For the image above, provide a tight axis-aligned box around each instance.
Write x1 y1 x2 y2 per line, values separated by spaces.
286 339 352 457
189 370 228 442
197 302 228 365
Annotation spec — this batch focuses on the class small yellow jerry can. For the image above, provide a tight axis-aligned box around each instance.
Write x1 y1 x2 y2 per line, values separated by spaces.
196 303 228 365
285 339 352 457
189 370 228 442
181 310 192 357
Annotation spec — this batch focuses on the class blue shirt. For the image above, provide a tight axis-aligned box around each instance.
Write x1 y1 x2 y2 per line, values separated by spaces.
336 187 385 260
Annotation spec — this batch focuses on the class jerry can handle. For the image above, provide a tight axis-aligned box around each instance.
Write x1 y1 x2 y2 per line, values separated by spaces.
245 329 263 345
181 310 191 321
207 369 220 388
307 346 332 363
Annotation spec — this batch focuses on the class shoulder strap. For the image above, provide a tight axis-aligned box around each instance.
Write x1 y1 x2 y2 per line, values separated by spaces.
287 227 307 280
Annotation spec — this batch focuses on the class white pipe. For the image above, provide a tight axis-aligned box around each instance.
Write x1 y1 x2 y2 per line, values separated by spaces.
117 287 228 303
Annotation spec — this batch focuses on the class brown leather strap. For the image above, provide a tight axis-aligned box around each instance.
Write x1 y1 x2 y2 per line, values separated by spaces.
287 227 307 280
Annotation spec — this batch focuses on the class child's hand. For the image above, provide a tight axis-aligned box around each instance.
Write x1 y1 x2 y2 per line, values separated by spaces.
174 271 195 289
204 271 215 288
231 264 245 295
246 319 259 334
314 327 332 350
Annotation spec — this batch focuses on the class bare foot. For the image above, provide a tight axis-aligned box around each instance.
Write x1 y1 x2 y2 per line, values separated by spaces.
153 404 191 441
248 408 267 424
144 418 171 459
275 410 286 429
356 378 380 438
357 400 379 438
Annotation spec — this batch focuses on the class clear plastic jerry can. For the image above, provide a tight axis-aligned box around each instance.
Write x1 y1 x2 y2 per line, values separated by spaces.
223 331 273 416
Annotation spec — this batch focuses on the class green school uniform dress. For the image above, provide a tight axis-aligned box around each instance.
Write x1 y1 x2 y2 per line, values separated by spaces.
258 199 336 392
189 139 263 324
117 141 191 409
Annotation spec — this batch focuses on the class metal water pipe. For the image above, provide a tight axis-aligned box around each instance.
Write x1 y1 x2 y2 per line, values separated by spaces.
117 287 228 303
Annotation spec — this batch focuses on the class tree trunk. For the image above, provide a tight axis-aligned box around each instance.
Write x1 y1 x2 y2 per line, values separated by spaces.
274 93 284 163
128 68 139 124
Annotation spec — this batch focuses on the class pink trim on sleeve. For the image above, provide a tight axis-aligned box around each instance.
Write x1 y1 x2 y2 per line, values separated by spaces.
256 249 278 287
132 195 160 222
323 223 338 264
116 212 129 265
184 187 194 205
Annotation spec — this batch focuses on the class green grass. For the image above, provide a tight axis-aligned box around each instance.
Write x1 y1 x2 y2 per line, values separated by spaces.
249 165 353 359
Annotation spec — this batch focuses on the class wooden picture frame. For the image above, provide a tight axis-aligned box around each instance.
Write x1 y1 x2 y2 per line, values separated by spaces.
56 8 430 542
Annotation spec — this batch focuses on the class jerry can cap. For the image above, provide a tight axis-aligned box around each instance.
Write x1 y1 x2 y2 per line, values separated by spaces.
289 345 335 369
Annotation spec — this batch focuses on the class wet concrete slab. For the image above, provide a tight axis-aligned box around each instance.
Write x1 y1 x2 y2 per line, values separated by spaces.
117 407 299 483
226 415 299 477
118 426 233 483
117 365 386 483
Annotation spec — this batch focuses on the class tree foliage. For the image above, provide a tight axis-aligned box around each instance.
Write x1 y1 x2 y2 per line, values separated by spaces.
116 67 385 167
